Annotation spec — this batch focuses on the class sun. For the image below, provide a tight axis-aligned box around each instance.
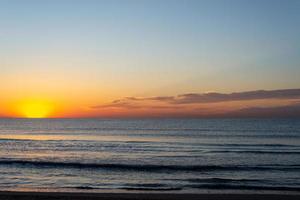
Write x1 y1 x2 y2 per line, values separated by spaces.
19 100 53 118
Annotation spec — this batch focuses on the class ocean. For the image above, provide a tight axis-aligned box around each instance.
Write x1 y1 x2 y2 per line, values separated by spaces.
0 118 299 193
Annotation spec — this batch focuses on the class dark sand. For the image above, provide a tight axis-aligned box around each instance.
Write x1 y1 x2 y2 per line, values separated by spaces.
0 192 299 200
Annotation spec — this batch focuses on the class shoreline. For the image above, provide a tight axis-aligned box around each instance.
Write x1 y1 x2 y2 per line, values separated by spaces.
0 191 299 200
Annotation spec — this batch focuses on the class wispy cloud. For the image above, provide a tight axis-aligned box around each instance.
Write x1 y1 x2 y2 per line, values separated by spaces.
173 89 300 104
226 103 300 118
92 88 300 109
89 89 300 118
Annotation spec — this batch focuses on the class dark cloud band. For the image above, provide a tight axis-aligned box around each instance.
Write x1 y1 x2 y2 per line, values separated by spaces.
93 88 300 109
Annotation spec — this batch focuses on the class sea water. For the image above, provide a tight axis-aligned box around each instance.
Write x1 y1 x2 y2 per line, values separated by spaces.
0 118 299 193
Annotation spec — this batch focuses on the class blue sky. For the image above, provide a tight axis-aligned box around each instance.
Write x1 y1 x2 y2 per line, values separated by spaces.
0 0 299 103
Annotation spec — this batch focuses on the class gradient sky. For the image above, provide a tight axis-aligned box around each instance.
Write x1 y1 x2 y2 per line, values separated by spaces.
0 0 300 118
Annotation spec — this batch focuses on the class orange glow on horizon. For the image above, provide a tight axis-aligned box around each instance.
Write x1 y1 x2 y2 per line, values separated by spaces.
0 94 297 119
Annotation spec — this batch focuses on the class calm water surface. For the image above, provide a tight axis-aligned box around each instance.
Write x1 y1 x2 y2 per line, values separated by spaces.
0 118 299 193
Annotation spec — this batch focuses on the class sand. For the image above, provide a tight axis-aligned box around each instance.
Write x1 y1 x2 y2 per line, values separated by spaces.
0 192 299 200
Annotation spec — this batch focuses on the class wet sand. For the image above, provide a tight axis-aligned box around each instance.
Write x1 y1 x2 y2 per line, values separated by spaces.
0 192 299 200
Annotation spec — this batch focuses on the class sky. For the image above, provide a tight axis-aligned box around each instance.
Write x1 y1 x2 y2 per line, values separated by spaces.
0 0 300 118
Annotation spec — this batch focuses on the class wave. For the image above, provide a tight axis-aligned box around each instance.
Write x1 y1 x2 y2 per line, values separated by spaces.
188 184 300 191
119 183 182 191
0 160 299 172
186 178 262 184
66 182 300 192
209 150 300 154
68 186 181 191
64 183 182 191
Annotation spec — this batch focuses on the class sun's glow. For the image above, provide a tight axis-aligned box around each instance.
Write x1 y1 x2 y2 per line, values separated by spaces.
19 100 53 118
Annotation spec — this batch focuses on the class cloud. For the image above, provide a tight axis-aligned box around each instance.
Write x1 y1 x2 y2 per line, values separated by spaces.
92 88 300 109
91 99 181 110
91 101 140 109
89 88 300 118
123 96 175 102
173 88 300 104
225 103 300 118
